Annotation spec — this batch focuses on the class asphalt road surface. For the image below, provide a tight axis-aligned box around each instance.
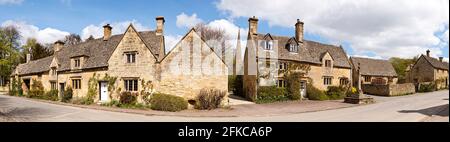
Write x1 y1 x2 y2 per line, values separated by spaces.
0 90 448 122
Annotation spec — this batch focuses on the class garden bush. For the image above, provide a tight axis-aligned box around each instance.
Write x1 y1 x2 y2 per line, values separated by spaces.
418 83 436 93
61 87 73 103
119 92 138 105
150 93 188 112
306 84 328 100
256 86 289 104
326 86 347 100
195 88 227 110
286 73 302 100
44 90 59 101
28 79 45 99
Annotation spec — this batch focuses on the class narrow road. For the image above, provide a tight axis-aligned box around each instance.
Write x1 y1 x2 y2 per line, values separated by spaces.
0 91 448 122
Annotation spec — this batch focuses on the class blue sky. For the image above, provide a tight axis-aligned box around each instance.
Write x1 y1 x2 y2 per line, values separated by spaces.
1 0 449 60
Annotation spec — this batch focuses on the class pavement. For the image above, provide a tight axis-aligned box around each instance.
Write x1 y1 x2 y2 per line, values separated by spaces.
0 90 448 122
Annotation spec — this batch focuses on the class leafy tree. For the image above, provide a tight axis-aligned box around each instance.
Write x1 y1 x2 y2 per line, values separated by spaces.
0 26 21 86
20 38 53 62
63 33 81 46
389 56 419 82
86 35 95 41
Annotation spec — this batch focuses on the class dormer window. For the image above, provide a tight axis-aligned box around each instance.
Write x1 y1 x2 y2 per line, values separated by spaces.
74 59 80 68
51 68 57 76
325 60 332 68
289 44 298 52
261 40 273 50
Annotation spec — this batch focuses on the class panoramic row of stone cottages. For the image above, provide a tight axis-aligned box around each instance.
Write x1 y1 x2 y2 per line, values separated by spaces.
9 16 449 103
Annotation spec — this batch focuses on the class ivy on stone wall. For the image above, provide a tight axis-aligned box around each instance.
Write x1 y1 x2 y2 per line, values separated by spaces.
85 73 118 104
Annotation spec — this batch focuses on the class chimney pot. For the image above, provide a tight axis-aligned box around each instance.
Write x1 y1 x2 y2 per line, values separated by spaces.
439 57 443 62
248 16 259 36
156 16 165 35
54 40 65 52
295 19 304 43
26 53 31 63
426 50 430 57
103 24 112 41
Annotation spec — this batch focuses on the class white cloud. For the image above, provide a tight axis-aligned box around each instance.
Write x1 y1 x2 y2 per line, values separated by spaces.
81 20 151 40
217 0 449 59
443 29 449 43
206 19 248 52
1 20 70 45
0 0 23 5
164 34 183 53
176 13 203 28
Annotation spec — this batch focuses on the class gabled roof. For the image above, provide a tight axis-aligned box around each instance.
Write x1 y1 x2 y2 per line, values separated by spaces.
421 55 449 70
253 33 351 68
350 57 397 77
14 27 164 76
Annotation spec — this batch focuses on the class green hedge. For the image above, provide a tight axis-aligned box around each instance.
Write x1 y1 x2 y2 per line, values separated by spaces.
418 83 436 93
61 87 73 103
326 86 347 100
256 86 289 104
120 92 138 105
286 73 302 100
44 90 59 101
150 93 188 112
306 84 328 101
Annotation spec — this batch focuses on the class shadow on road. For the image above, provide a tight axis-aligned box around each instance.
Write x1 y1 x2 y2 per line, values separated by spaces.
399 104 449 117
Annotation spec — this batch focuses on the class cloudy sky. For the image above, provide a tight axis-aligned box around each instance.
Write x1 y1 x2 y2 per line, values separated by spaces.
1 0 448 61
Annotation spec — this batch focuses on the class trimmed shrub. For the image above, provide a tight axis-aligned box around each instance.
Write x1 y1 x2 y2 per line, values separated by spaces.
28 79 45 99
256 86 289 104
62 87 73 103
44 90 59 101
286 72 302 100
119 92 138 105
306 84 328 100
326 86 347 100
150 93 188 112
196 88 227 110
418 83 436 93
229 75 244 97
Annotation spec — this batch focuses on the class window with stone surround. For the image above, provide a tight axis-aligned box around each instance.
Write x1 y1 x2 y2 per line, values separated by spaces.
125 52 137 63
277 79 286 88
323 76 333 85
364 76 371 82
289 44 298 52
325 60 332 68
74 59 81 68
124 79 138 92
72 79 81 89
50 82 57 90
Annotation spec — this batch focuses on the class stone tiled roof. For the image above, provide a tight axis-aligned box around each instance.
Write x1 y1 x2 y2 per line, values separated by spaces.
14 30 163 75
14 56 54 75
350 57 398 77
422 55 449 70
254 33 351 68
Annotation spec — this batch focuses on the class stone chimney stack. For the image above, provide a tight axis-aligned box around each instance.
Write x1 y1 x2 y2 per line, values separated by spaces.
295 19 304 43
439 57 443 62
26 53 31 63
156 16 165 36
426 50 430 57
248 16 259 36
54 40 65 53
103 24 112 41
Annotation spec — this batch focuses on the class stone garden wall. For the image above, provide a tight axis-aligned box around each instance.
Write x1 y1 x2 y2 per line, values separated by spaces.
362 83 415 96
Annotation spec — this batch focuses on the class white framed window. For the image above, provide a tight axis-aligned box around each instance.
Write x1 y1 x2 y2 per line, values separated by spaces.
266 41 273 50
124 79 138 92
51 68 57 76
289 44 298 52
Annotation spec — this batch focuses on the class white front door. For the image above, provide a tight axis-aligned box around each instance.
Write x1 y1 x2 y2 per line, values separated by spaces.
100 82 109 102
300 81 307 99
